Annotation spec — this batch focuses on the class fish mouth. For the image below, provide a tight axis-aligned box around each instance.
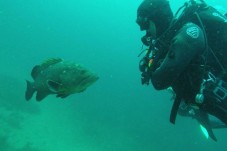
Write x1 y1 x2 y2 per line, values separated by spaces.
80 74 99 86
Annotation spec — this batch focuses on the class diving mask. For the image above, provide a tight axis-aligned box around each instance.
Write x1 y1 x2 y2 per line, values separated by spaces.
136 16 150 31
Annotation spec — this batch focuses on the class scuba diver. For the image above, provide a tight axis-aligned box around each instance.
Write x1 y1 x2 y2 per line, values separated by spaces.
136 0 227 141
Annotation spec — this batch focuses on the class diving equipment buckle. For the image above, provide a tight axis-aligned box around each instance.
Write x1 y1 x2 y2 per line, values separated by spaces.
213 80 227 101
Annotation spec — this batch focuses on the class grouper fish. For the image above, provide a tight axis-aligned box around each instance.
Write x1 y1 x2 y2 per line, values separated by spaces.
25 58 99 101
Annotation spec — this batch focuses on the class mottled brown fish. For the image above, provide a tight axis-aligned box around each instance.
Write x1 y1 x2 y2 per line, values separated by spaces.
25 58 99 101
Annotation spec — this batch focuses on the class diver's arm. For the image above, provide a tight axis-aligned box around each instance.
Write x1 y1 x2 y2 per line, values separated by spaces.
151 23 205 90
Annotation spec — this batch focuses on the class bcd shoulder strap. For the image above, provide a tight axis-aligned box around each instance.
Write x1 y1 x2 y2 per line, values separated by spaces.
170 95 182 124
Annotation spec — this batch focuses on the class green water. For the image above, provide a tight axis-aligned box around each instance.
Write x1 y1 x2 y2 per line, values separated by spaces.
0 0 226 150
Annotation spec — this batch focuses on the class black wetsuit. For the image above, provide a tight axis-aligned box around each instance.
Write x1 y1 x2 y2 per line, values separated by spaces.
150 6 227 125
152 22 205 102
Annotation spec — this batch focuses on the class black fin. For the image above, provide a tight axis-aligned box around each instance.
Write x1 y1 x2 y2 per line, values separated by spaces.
31 65 41 80
197 110 217 142
47 80 62 93
207 127 217 142
36 90 49 101
209 115 227 129
25 80 36 101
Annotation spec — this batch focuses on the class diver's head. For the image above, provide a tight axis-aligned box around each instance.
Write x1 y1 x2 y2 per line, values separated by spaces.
136 0 173 38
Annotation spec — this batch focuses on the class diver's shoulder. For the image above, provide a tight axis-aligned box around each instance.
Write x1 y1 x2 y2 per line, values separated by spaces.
178 22 204 38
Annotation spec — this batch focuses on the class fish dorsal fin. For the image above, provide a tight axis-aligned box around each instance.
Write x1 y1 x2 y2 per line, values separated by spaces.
41 58 63 69
31 58 63 80
31 65 42 80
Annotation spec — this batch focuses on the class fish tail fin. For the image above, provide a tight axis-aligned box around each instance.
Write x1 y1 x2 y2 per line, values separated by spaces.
25 80 36 101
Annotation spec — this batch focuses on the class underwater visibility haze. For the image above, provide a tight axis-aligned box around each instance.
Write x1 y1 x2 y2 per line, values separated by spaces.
0 0 227 151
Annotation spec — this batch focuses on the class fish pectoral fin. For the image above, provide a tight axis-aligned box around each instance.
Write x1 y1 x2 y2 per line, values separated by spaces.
36 90 49 101
47 80 62 93
56 93 69 98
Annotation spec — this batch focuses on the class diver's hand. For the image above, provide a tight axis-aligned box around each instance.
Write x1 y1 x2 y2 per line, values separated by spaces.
141 72 150 85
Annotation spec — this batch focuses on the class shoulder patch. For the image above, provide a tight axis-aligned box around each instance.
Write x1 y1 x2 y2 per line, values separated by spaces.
186 26 199 39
